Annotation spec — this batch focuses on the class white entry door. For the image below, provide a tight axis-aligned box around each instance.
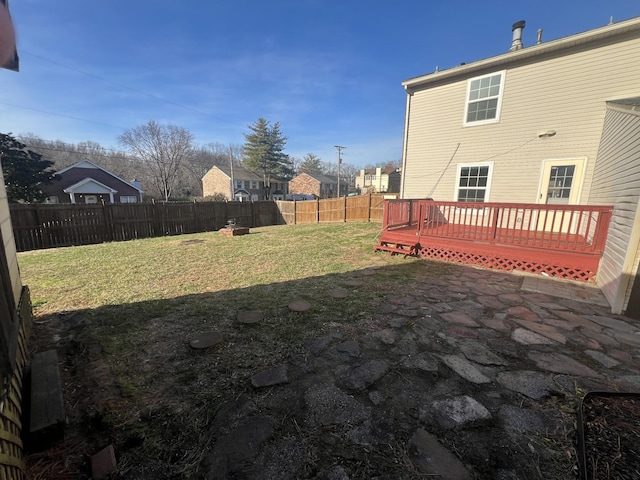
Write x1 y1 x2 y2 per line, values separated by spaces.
539 158 586 205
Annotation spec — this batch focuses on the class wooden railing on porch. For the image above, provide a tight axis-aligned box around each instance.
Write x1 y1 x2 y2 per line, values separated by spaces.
377 199 614 281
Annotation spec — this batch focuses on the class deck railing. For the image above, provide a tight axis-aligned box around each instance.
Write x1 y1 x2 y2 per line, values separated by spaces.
383 199 613 254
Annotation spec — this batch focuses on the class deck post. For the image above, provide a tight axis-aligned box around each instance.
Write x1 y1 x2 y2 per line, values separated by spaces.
382 199 389 230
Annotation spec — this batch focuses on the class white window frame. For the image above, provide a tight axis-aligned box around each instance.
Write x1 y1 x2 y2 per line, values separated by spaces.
454 162 494 202
463 71 505 127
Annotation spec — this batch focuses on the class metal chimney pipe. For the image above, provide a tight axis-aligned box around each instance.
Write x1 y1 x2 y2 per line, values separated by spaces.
510 20 526 51
537 28 543 44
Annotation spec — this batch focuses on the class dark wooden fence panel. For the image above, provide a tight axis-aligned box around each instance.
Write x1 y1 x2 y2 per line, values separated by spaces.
10 196 384 251
107 203 155 241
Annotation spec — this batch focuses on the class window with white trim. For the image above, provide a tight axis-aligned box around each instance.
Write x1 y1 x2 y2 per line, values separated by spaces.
455 163 493 202
464 71 505 125
120 195 138 203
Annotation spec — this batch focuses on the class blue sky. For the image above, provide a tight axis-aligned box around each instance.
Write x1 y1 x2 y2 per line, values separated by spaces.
1 1 638 167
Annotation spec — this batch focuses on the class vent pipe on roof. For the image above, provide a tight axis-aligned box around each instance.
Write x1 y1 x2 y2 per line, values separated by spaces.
536 28 543 44
509 20 526 51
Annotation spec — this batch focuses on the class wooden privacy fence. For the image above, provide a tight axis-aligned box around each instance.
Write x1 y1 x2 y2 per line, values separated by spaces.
10 201 278 252
10 194 388 251
276 194 385 225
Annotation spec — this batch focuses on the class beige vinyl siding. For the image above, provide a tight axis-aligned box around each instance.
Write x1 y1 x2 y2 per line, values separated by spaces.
403 32 640 204
0 164 22 304
589 107 640 313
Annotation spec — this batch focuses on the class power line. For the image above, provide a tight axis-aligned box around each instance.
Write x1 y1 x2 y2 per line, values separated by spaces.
0 100 125 130
21 50 245 128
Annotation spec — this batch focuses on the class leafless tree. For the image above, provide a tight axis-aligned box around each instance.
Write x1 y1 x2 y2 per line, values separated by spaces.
118 121 194 201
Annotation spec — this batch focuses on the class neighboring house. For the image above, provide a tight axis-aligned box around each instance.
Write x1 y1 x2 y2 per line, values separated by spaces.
355 167 401 193
40 159 143 204
201 165 288 201
289 172 348 198
400 17 640 316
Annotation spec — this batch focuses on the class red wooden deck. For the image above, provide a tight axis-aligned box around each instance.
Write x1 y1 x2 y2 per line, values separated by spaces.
375 200 613 282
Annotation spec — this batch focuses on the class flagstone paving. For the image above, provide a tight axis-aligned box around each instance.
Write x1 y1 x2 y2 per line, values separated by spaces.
202 266 640 479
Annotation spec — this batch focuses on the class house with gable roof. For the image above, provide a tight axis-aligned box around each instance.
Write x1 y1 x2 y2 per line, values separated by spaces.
355 167 401 193
399 17 640 316
40 159 143 204
202 164 289 201
288 172 350 199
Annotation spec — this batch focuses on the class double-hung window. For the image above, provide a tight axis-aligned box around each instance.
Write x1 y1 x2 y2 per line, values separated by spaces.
464 71 505 126
455 163 493 202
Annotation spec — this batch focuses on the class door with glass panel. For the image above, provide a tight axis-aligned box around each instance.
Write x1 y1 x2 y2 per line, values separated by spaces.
538 158 586 232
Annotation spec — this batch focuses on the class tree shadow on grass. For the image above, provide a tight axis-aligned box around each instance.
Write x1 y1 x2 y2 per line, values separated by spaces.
27 260 450 480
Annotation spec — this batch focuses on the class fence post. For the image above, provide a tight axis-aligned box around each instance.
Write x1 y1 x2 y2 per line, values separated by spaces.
192 200 199 233
250 200 255 228
343 196 347 223
104 203 114 242
316 198 320 224
293 200 297 225
368 193 372 222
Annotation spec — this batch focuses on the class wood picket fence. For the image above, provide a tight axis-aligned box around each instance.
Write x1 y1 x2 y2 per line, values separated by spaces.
10 194 388 252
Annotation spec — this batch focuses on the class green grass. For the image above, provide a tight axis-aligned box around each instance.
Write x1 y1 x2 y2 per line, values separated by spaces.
20 222 452 478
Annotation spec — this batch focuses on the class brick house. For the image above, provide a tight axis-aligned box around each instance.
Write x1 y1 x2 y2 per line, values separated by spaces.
40 159 143 204
289 172 349 198
202 165 288 201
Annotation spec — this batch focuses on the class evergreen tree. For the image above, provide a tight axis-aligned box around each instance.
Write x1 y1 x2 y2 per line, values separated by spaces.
0 133 56 203
243 118 293 198
299 153 322 174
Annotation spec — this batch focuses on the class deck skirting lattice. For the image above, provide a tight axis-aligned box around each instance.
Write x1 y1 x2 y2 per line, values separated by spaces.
415 244 595 281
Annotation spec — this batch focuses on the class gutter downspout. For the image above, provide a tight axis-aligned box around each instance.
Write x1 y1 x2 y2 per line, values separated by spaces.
400 85 412 198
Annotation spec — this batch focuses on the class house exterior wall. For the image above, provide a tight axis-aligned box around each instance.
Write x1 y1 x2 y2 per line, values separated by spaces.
356 168 397 193
589 105 640 313
202 167 232 198
202 166 286 200
289 173 322 198
41 164 142 203
401 22 640 204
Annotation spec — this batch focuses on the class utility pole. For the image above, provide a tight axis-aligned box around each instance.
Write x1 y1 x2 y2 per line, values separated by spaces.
334 145 345 197
229 146 235 201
